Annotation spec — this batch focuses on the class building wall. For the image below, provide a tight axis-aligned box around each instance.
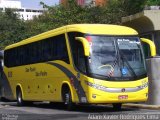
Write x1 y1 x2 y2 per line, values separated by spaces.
0 0 43 20
60 0 67 6
60 0 88 6
60 0 106 6
154 31 160 55
95 0 106 6
122 10 160 56
0 0 21 8
16 9 43 21
78 0 85 6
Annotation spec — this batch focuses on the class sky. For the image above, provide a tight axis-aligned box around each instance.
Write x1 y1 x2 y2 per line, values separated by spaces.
20 0 59 9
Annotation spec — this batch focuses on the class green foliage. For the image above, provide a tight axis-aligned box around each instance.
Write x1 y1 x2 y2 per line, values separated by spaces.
146 0 160 6
34 0 147 26
122 0 147 15
0 0 148 49
0 9 27 49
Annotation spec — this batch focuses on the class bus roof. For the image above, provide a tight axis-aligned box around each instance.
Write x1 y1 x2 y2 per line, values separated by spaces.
5 24 138 50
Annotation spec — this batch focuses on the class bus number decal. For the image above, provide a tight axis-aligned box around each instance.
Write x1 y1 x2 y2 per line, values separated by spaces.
35 71 47 77
25 67 36 72
25 67 47 77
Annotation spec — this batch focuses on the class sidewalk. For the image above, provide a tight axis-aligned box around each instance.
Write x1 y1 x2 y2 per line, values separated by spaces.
123 103 160 110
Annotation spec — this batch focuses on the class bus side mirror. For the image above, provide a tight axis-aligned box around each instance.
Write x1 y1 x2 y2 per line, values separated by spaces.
140 38 156 57
75 37 90 56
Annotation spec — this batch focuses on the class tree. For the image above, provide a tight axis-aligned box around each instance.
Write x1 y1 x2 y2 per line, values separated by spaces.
146 0 160 6
0 0 148 49
0 9 27 49
37 0 147 25
122 0 146 15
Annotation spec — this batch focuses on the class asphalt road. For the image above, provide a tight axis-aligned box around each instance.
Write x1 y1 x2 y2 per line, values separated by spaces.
0 101 160 120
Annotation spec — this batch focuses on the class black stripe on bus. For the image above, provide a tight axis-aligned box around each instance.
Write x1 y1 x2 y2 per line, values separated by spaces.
47 62 88 103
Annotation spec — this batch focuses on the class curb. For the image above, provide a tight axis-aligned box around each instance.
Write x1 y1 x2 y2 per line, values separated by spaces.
123 103 160 110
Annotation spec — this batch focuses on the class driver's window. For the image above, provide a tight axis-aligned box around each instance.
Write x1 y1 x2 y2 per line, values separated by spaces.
68 32 86 73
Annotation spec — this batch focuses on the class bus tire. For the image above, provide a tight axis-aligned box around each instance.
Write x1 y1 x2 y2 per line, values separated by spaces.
16 88 24 106
62 85 74 111
112 103 122 110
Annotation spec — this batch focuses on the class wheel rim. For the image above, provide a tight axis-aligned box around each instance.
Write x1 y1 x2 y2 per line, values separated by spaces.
65 92 70 105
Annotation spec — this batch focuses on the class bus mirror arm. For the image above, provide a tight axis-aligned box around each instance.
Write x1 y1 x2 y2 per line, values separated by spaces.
140 38 156 57
75 37 90 56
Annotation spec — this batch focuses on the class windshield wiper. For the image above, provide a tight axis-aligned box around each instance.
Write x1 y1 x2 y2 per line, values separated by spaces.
90 73 110 78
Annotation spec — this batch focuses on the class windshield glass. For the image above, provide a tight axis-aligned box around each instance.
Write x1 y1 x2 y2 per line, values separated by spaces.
87 35 146 81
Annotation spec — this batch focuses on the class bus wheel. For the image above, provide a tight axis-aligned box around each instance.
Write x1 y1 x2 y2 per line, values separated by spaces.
62 86 74 110
16 89 24 106
112 103 122 110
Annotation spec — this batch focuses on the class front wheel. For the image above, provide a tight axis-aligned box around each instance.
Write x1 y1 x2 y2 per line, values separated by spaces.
63 88 75 110
16 89 24 106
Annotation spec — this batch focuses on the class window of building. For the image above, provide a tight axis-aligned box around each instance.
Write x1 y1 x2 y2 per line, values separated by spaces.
26 9 32 12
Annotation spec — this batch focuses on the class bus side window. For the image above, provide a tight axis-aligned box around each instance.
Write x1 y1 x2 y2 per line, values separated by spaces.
56 35 69 63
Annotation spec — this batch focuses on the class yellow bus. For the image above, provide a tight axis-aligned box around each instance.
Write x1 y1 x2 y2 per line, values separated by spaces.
3 24 156 110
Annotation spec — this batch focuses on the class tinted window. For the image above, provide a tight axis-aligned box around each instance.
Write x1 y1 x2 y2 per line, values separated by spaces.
4 34 69 67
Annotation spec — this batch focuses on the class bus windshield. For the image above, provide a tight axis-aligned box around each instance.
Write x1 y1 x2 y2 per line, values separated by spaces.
87 35 146 81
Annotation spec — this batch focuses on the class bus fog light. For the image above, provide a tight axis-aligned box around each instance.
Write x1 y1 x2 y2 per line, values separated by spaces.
92 94 96 99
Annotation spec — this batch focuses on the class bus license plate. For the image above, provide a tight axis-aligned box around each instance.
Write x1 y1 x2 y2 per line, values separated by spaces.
118 95 128 100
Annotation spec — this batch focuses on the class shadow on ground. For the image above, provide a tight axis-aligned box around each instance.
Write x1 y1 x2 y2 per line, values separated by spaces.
0 101 138 113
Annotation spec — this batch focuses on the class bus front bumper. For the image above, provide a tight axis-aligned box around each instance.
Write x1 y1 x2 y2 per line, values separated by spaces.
86 88 148 104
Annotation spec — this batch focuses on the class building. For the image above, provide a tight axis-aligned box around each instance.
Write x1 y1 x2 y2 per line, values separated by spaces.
0 0 21 8
95 0 106 6
122 7 160 106
122 7 160 56
0 0 43 20
60 0 106 6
